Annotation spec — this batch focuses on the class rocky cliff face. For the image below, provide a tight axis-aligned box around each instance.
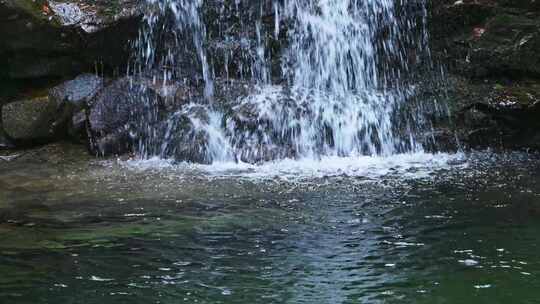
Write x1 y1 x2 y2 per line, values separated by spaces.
2 0 540 154
0 0 142 79
0 0 143 147
0 0 141 96
430 0 540 150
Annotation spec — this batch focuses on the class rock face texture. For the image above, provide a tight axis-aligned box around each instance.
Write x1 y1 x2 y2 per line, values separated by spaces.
0 0 141 82
1 74 103 145
2 96 58 141
430 0 540 150
431 0 540 78
2 0 540 155
0 0 143 148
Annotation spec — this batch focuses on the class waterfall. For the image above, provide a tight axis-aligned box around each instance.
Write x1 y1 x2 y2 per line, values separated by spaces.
134 0 214 99
131 0 440 164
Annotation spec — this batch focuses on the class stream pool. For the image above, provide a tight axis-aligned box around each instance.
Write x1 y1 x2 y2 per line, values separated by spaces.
1 144 539 303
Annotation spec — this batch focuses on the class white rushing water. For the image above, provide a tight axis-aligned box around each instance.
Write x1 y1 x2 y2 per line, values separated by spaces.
120 152 466 181
133 0 442 165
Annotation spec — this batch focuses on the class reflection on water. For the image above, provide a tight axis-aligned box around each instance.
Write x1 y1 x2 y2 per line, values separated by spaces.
1 146 540 303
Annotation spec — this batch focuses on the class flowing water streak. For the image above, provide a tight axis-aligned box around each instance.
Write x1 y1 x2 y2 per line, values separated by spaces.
224 0 430 160
136 0 214 99
133 0 438 164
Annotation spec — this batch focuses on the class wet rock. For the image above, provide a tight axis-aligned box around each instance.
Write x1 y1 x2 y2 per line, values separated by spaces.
0 103 14 149
0 122 15 150
154 104 216 164
444 76 540 150
87 77 165 156
83 75 276 162
222 87 300 163
49 74 104 139
469 14 540 78
0 154 21 162
431 0 540 78
1 96 58 141
429 0 540 151
49 74 103 107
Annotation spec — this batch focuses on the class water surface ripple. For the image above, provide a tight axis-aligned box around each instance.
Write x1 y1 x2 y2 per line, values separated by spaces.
1 151 539 303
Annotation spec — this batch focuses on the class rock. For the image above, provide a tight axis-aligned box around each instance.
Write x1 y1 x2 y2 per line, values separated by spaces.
1 0 142 34
84 75 266 162
431 0 540 78
0 74 105 148
0 134 15 149
0 154 21 162
155 104 216 164
48 1 85 27
2 96 58 141
0 103 14 149
442 76 540 150
49 74 103 106
429 0 540 151
0 0 142 82
87 77 165 156
469 14 540 78
49 74 104 140
0 120 15 150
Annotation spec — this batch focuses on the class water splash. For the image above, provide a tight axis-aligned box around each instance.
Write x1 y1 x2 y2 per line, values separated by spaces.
131 0 441 164
121 152 466 181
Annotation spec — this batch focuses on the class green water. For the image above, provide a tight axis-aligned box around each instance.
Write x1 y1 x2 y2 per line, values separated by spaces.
1 146 540 303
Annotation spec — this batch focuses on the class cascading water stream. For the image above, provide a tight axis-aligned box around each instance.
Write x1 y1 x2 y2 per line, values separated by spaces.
135 0 214 99
131 0 441 164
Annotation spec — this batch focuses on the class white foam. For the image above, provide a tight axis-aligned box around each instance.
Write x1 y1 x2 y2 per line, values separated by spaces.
120 152 466 181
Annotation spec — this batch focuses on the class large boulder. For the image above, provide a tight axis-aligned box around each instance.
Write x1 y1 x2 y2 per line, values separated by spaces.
49 74 103 106
2 96 58 141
